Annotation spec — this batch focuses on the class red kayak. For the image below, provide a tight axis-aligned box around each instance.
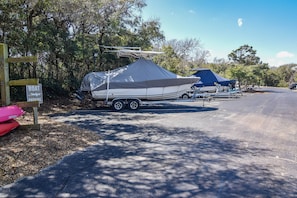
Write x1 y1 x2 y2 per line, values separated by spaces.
0 105 24 123
0 119 20 136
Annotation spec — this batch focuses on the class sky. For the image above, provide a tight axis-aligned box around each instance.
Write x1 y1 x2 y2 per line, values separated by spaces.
142 0 297 66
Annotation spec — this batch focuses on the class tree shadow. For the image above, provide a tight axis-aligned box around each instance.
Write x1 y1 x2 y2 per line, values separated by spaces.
1 111 297 198
77 102 218 114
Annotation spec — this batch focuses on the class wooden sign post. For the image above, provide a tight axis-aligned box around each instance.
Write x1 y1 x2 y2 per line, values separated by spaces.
0 43 10 105
0 43 40 129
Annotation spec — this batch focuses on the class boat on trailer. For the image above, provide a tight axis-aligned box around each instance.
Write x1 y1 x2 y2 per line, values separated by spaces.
79 58 199 110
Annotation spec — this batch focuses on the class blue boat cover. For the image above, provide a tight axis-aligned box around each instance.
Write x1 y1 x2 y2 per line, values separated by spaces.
192 68 235 87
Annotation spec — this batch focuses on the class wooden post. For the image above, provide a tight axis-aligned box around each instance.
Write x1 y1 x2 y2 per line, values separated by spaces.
1 43 40 129
33 107 38 125
16 101 41 130
0 43 10 105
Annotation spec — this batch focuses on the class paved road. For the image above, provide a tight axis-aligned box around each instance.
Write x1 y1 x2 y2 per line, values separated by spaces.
1 87 297 197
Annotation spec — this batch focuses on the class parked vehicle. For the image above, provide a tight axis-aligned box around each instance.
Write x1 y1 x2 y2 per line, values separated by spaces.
78 58 199 110
289 83 297 90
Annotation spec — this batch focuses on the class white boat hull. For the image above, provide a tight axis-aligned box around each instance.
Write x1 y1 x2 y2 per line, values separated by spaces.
91 83 193 101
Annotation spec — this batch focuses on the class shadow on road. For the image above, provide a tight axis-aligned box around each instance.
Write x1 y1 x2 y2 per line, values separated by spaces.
76 102 218 114
1 109 297 198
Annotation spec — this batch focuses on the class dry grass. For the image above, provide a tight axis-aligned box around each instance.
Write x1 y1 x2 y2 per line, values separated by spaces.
0 99 99 186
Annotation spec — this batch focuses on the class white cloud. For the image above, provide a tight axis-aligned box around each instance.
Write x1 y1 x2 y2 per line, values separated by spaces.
276 51 295 58
237 18 243 27
188 10 196 14
266 58 286 67
265 52 296 66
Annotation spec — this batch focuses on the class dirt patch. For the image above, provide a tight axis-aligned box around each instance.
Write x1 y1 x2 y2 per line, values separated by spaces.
0 98 99 187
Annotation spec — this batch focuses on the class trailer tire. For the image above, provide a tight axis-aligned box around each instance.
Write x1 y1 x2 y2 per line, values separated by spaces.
112 100 125 111
181 93 190 99
128 99 140 110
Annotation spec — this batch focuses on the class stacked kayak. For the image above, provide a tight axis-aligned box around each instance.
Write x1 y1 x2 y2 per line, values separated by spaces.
0 120 20 136
0 105 24 136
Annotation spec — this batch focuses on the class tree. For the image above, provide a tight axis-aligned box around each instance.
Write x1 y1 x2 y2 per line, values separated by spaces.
153 45 182 75
274 64 297 87
228 44 261 65
164 38 207 62
264 69 280 86
227 65 248 88
208 58 229 77
155 38 209 75
251 64 269 86
0 0 165 97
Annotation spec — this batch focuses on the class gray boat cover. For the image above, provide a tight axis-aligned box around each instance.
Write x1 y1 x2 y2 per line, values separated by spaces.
80 59 199 92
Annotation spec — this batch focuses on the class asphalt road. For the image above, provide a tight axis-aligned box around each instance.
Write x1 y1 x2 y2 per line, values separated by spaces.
1 87 297 198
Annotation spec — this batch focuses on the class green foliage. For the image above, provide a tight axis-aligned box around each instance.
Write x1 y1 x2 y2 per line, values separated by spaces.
1 1 296 100
153 46 182 75
263 69 278 86
228 44 261 65
227 65 247 87
0 0 164 98
153 38 209 76
224 45 297 88
273 64 297 87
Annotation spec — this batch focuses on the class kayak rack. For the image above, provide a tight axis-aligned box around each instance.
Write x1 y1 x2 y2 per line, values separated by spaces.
1 43 40 130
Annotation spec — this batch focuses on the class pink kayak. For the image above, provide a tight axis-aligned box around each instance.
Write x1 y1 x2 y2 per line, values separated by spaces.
0 105 25 123
0 119 20 136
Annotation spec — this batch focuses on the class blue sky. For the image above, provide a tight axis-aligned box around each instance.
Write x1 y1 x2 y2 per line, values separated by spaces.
142 0 297 66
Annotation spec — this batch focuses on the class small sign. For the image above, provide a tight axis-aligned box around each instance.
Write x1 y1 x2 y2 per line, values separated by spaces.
9 78 39 86
26 84 43 104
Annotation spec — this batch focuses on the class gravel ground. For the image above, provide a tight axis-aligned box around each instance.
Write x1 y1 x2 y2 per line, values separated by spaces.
0 99 99 186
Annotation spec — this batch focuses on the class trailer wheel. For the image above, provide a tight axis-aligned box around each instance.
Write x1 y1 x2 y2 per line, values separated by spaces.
112 100 125 111
128 99 140 110
181 93 190 99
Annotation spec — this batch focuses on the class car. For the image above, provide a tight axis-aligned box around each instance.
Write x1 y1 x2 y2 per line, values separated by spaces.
289 83 297 90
